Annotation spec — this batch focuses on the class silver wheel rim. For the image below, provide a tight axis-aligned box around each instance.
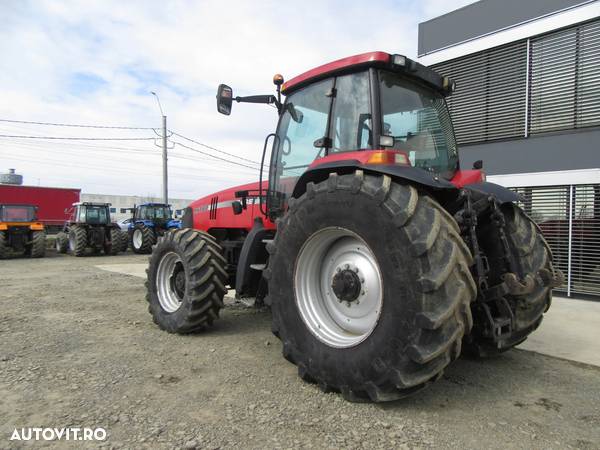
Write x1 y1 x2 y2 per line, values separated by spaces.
294 227 383 348
56 238 61 251
68 234 76 252
133 229 143 249
156 251 185 313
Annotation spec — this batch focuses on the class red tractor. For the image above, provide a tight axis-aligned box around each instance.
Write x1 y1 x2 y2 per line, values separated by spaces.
145 52 563 402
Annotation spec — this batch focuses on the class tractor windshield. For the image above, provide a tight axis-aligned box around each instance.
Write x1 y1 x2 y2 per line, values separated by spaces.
0 205 36 222
379 71 458 178
81 206 110 224
138 206 171 220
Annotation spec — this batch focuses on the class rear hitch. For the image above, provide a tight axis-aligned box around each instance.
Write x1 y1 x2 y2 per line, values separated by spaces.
502 273 535 296
538 268 565 288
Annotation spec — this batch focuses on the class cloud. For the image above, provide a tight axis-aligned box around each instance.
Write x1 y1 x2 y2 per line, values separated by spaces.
0 0 476 199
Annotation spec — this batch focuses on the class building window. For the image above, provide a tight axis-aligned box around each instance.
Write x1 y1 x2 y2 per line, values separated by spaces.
432 40 528 145
530 19 600 134
432 17 600 146
120 208 127 213
109 208 116 213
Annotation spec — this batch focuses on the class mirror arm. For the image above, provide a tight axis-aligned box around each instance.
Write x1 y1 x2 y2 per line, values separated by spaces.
235 95 282 112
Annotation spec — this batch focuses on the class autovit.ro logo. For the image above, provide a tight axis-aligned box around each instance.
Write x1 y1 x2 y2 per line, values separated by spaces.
10 427 107 442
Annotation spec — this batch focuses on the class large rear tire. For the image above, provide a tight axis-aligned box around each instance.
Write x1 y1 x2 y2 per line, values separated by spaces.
468 204 559 356
0 231 7 259
131 224 156 254
266 172 476 402
104 228 122 255
30 231 46 258
146 229 228 333
55 232 68 253
69 226 87 257
119 230 129 252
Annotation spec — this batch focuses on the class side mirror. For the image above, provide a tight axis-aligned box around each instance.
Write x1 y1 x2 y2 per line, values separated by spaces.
473 160 483 170
216 84 233 115
232 200 243 215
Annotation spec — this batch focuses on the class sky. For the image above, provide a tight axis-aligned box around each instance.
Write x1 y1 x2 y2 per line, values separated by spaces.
0 0 477 200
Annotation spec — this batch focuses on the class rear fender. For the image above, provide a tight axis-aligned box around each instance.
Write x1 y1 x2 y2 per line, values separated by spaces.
135 220 155 228
463 182 521 204
167 219 182 229
292 160 457 199
292 162 520 205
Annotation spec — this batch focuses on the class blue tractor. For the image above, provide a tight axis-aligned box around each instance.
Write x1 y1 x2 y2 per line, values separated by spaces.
127 203 181 254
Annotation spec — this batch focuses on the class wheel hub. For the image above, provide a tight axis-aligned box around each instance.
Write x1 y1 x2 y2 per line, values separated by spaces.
171 264 186 298
294 227 383 348
331 268 362 302
156 252 185 313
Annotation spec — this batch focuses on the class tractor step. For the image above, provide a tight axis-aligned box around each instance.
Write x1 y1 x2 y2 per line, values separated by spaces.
250 263 266 271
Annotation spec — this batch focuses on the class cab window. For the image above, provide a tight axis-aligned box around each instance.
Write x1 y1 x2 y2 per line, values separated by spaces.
330 72 372 152
275 78 333 180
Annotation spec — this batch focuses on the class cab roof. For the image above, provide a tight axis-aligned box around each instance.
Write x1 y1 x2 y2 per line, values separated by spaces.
73 202 111 207
139 203 170 207
281 51 453 96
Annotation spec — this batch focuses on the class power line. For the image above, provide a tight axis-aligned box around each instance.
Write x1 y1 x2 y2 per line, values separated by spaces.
172 141 260 172
0 118 155 130
169 130 261 165
0 134 156 141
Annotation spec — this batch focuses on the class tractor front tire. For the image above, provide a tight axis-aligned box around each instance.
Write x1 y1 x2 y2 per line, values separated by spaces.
468 204 559 356
55 232 69 254
146 229 228 333
266 172 476 402
0 231 7 259
131 225 156 254
69 226 87 257
30 231 46 258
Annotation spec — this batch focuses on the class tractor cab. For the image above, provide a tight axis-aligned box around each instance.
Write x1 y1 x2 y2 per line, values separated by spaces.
134 203 174 224
217 52 461 219
72 202 112 225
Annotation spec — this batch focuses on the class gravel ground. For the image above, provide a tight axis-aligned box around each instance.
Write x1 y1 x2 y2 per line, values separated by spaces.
0 251 599 449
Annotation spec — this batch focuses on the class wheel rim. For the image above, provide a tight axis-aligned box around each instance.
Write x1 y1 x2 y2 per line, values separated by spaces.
156 251 185 313
133 229 143 249
294 227 383 348
56 239 61 251
68 233 76 252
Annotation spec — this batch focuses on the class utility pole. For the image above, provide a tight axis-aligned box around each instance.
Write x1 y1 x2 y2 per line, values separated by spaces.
151 91 168 204
161 114 168 204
